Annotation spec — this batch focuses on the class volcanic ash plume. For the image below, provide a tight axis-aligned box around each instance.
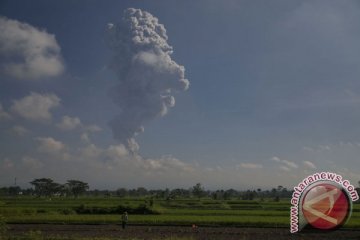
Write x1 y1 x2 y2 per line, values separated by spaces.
106 8 189 150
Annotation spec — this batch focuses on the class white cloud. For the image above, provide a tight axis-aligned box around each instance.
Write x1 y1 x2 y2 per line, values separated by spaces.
271 156 299 173
0 16 64 80
12 125 29 136
238 163 263 169
271 156 298 169
279 165 291 172
271 156 281 162
0 103 11 120
282 160 298 169
143 156 194 173
55 115 102 143
76 143 194 178
80 144 103 159
79 142 193 174
303 161 317 169
106 144 129 159
11 92 60 121
57 115 81 130
36 137 65 154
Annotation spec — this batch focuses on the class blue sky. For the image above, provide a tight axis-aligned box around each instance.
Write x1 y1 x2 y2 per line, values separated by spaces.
1 0 360 190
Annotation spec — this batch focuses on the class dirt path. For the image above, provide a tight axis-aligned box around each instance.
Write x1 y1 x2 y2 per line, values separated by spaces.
7 224 360 240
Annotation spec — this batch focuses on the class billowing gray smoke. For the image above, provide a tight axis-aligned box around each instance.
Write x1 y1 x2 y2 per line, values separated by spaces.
106 8 189 151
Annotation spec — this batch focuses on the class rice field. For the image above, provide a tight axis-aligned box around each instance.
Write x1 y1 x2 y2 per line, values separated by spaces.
1 196 360 228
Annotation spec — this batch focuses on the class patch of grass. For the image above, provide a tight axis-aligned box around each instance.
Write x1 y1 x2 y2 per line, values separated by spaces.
2 196 360 228
4 214 290 227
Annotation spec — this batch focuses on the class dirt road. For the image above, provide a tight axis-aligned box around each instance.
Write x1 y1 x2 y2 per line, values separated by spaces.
7 224 360 240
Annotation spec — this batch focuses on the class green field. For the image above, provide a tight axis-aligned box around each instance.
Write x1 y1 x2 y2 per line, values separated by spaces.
1 196 360 228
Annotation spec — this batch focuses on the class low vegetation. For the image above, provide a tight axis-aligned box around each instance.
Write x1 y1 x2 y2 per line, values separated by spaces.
1 196 360 228
1 181 360 240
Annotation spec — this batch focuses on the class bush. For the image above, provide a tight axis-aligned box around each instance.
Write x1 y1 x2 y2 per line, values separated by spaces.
74 204 160 215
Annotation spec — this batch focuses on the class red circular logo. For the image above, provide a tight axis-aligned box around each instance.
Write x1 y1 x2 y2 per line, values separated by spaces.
302 183 351 230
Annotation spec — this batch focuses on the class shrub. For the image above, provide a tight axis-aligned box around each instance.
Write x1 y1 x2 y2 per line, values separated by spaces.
74 204 160 215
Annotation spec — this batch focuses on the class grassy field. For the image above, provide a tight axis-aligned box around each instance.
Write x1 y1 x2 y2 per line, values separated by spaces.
1 196 360 228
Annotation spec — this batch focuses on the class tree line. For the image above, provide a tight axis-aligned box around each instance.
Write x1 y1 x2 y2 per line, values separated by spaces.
0 178 88 198
2 180 359 201
0 180 295 201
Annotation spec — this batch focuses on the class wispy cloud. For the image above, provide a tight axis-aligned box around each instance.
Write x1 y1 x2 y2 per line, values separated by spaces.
238 163 263 169
271 156 298 171
281 160 298 169
142 156 194 173
303 161 316 169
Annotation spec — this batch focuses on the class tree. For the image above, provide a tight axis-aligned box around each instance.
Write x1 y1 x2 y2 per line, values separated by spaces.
136 187 148 196
224 189 238 200
116 188 128 197
270 188 277 197
242 190 255 200
66 180 89 198
192 183 205 199
29 178 61 197
8 186 21 196
170 188 190 199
